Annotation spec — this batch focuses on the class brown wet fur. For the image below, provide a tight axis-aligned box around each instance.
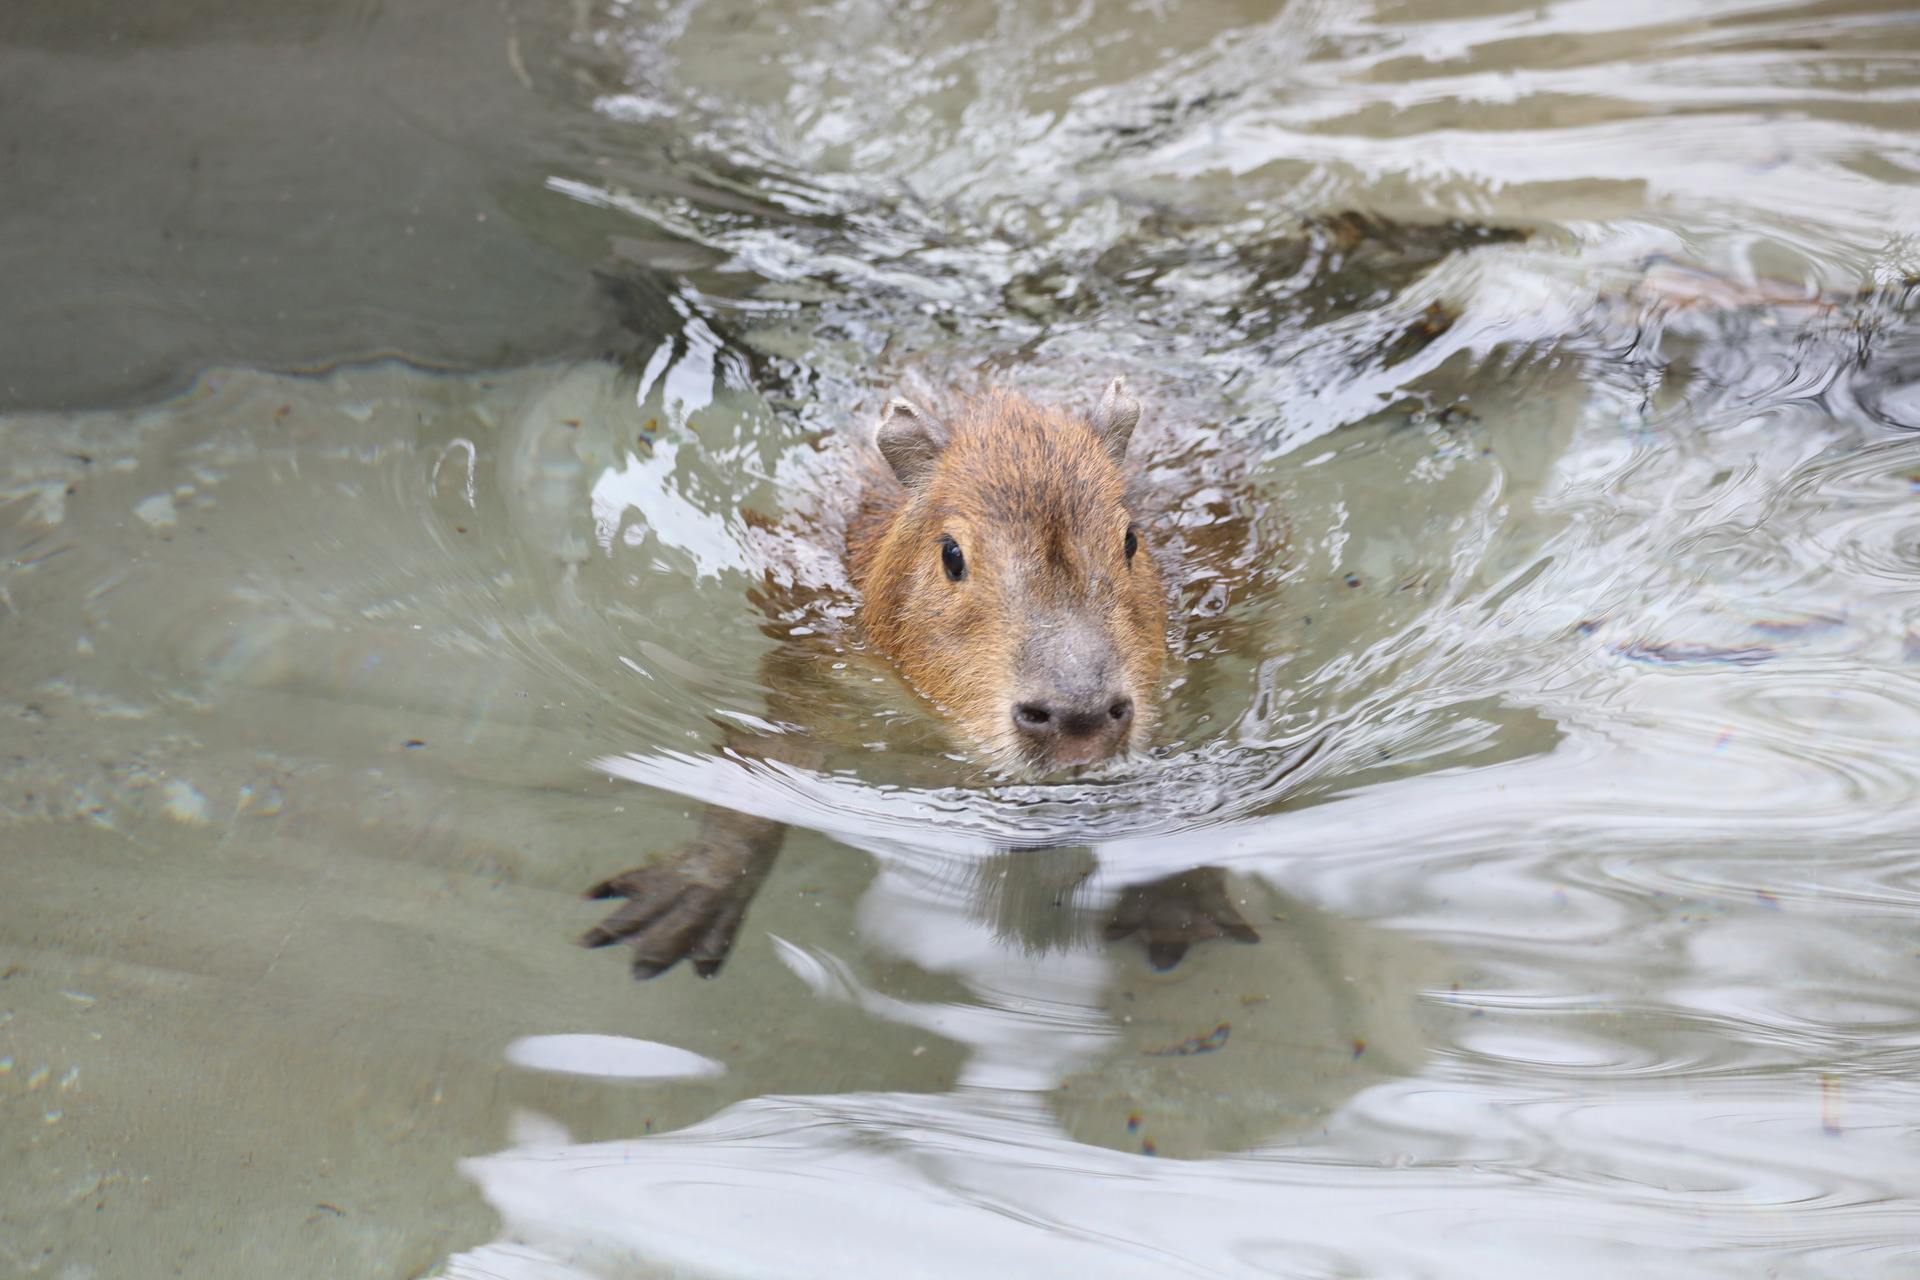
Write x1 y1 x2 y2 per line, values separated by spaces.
849 391 1168 771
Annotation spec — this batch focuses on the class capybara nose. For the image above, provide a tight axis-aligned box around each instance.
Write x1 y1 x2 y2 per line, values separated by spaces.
1013 701 1058 738
1013 694 1133 763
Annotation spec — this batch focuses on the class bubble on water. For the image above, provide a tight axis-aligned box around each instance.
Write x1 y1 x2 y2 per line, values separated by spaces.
133 493 177 530
161 779 211 825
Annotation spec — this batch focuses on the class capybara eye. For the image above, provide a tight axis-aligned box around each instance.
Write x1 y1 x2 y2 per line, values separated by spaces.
940 535 966 581
1124 525 1139 562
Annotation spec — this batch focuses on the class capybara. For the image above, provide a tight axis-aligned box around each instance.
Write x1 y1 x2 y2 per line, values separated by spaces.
582 377 1256 976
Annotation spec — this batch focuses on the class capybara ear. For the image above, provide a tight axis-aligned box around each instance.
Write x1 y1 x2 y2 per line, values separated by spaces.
875 397 951 488
1091 376 1141 461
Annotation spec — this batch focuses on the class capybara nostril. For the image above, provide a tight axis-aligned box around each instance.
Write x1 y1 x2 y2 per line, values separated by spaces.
1022 691 1132 749
1014 702 1056 735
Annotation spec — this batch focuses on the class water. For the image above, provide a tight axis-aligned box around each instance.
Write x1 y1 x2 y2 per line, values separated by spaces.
3 0 1919 1275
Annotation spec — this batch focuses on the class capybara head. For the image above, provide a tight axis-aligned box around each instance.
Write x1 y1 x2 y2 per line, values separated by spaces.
859 379 1168 774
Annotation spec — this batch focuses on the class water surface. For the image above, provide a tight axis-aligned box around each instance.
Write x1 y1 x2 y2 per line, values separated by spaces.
2 1 1919 1276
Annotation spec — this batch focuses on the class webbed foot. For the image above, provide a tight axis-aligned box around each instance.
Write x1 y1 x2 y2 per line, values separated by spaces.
581 846 767 979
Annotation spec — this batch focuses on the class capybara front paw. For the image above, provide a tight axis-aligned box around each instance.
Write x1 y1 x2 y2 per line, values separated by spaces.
581 854 755 979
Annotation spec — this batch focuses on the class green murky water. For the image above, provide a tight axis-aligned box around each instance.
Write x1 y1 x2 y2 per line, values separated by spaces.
3 1 1919 1276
